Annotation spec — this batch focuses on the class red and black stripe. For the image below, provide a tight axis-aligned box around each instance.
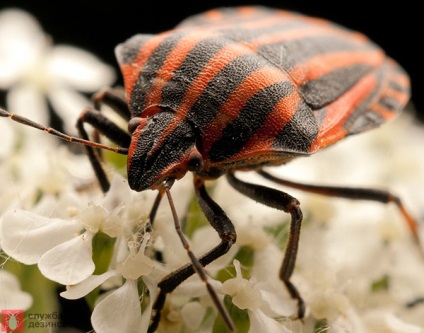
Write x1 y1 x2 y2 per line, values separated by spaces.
116 6 409 174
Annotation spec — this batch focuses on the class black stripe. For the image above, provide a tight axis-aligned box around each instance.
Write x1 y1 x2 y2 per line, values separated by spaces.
379 95 402 111
187 53 271 132
388 80 409 93
257 35 377 71
345 111 386 135
159 35 231 111
177 6 278 28
129 31 187 117
116 34 154 65
129 112 195 191
299 64 373 110
273 99 318 153
344 60 409 135
218 20 309 42
343 66 387 134
208 81 293 162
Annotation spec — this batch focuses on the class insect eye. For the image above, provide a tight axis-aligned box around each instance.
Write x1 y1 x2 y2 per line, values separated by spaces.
128 117 143 133
187 151 203 172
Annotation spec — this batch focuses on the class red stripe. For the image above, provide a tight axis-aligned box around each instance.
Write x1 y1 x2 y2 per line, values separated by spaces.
144 31 217 111
173 42 252 119
289 49 385 86
120 32 172 103
201 67 290 154
310 71 379 151
231 91 302 160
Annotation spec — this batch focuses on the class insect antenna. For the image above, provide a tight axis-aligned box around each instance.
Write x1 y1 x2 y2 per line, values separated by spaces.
162 178 235 331
0 108 128 155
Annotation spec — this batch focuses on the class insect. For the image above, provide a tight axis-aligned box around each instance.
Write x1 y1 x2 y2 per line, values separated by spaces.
1 5 421 332
6 313 18 331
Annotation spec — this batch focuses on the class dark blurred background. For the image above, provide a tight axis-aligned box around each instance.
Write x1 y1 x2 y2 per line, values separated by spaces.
0 0 421 117
0 1 420 331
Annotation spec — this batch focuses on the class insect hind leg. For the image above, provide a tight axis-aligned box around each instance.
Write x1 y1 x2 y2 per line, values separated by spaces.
257 169 423 251
226 171 306 319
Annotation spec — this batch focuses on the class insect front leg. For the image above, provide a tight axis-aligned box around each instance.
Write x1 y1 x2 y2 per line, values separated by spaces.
88 87 131 152
149 175 237 333
73 87 130 192
91 86 131 121
76 107 130 192
226 171 306 319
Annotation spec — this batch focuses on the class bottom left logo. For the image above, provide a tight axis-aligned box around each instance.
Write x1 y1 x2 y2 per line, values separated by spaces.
1 310 24 332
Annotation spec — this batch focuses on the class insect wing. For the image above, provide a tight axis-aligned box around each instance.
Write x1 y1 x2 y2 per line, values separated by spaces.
178 6 410 152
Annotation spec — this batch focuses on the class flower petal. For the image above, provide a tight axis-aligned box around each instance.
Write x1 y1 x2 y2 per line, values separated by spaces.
174 275 222 299
0 116 15 158
221 260 261 311
0 271 33 310
47 45 115 91
180 302 207 331
384 313 422 333
0 9 46 88
91 279 143 333
102 174 134 211
1 210 81 264
248 309 291 333
47 86 91 135
6 83 48 124
116 236 154 280
365 311 423 333
140 276 159 331
38 231 95 285
257 282 296 317
60 270 120 299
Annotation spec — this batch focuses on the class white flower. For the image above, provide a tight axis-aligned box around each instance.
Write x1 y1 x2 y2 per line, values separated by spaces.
0 7 116 212
157 273 224 332
222 259 294 333
364 311 423 333
0 270 32 311
0 8 115 136
0 175 142 285
60 232 160 333
222 260 262 311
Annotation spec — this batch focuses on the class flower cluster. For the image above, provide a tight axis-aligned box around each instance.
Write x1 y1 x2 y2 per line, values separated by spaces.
1 8 424 333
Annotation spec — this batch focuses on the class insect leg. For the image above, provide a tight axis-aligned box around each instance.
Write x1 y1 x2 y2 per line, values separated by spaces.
88 87 130 156
91 86 131 121
149 176 236 332
257 170 422 250
74 87 131 192
226 171 306 319
76 106 131 192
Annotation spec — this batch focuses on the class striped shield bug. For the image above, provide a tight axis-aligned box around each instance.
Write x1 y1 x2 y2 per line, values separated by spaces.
1 5 421 332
